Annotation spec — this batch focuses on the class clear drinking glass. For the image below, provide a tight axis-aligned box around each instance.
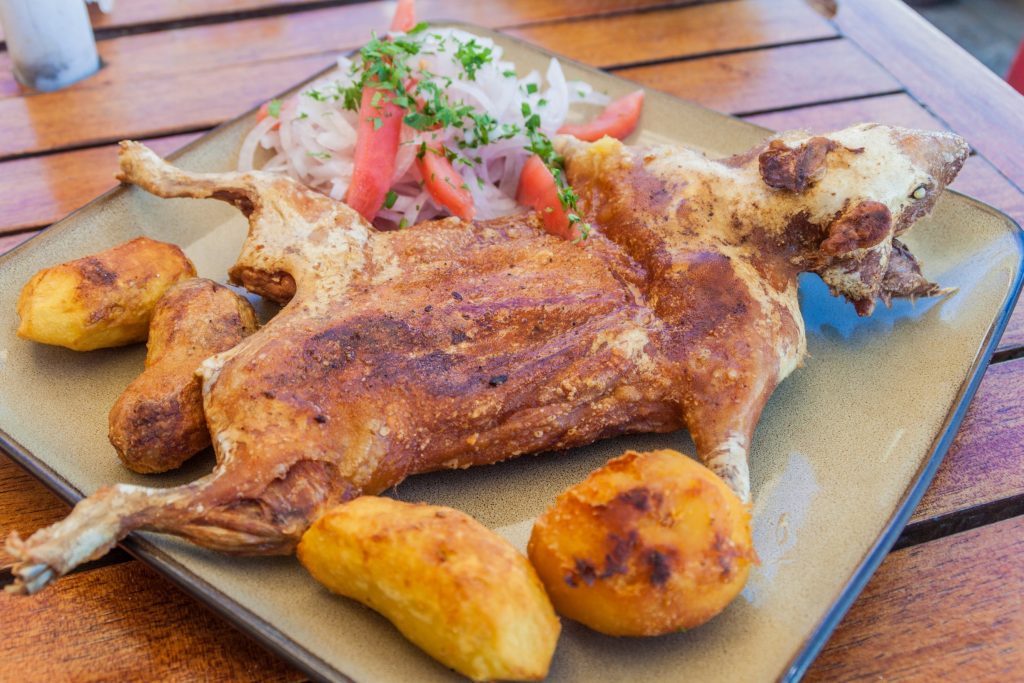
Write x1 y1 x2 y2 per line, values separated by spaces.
0 0 100 92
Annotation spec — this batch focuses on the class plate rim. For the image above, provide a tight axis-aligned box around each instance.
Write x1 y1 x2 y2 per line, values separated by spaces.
2 22 1023 683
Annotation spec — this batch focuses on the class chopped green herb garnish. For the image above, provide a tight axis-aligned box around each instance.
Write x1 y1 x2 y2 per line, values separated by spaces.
267 99 282 118
308 150 332 159
454 38 493 81
310 24 590 238
383 190 398 209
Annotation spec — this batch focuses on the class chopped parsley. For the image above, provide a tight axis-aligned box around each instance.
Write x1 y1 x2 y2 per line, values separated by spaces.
267 99 282 118
454 38 493 81
383 190 398 209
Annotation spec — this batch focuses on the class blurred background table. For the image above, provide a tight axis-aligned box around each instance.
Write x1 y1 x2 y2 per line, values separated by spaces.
1 1 1022 680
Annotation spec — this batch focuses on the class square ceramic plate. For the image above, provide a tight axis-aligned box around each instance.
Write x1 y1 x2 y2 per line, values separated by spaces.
1 24 1022 683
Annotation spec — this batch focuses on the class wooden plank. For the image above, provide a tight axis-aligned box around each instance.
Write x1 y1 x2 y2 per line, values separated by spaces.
86 0 708 34
0 52 332 159
0 1 705 99
834 0 1024 191
999 307 1024 355
616 39 901 115
0 134 199 236
0 1 837 158
0 560 303 682
88 0 342 30
0 457 70 569
0 1 312 41
806 514 1024 681
0 0 705 41
505 0 836 68
744 93 948 133
909 357 1024 525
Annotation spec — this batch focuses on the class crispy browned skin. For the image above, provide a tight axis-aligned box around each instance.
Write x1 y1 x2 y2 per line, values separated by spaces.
108 278 258 473
5 124 968 594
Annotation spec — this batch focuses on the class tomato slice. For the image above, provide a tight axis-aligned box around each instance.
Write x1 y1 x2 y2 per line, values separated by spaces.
558 89 644 142
255 101 282 129
416 145 475 221
345 86 403 221
515 155 579 241
390 0 416 32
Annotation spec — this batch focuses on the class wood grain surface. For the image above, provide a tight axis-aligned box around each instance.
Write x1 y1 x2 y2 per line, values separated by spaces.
1 0 1022 680
0 133 199 234
807 515 1024 681
505 0 836 68
0 561 304 682
617 40 901 115
909 357 1024 523
835 0 1024 189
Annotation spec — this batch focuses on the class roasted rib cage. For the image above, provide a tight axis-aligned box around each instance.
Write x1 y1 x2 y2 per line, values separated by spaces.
6 123 968 594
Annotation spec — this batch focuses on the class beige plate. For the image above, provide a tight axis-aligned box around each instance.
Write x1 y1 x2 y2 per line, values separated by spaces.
1 24 1022 683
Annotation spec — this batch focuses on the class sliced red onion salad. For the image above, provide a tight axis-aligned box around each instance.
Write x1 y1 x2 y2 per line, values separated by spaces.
238 27 608 227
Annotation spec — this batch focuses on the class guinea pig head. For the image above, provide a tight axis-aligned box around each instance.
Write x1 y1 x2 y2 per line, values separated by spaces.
767 124 969 315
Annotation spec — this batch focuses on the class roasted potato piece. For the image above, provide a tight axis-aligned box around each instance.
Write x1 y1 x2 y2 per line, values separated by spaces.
298 496 560 681
108 278 257 473
528 449 756 637
16 237 196 351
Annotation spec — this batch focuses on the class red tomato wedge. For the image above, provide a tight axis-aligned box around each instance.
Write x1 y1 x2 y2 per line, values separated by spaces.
390 0 416 32
558 89 644 142
345 86 403 221
416 145 475 221
516 155 579 241
255 101 281 129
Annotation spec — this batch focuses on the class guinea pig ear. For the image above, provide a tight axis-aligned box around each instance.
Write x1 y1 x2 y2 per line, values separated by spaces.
758 136 836 192
820 200 893 255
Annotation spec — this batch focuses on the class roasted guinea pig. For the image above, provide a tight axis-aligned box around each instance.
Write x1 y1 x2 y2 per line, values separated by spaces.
6 124 967 594
16 237 196 351
109 278 258 473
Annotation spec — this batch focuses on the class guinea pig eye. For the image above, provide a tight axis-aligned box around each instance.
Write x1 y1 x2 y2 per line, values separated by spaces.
911 185 927 200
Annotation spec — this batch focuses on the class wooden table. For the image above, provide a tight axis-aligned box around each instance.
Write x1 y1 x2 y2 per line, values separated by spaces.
1 1 1022 680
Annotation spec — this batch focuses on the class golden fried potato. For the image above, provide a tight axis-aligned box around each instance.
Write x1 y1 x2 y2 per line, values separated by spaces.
298 496 560 681
108 278 257 473
16 237 196 351
528 449 756 637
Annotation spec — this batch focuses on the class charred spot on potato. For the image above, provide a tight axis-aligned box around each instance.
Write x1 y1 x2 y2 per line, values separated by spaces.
616 487 650 511
646 549 673 586
600 531 639 579
78 257 118 286
572 558 598 587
